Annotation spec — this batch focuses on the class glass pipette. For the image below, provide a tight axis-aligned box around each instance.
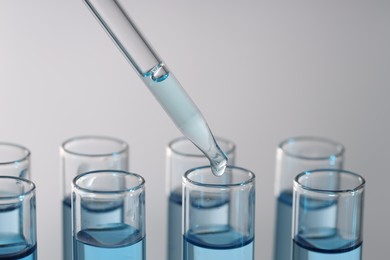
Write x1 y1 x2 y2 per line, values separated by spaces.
83 0 228 176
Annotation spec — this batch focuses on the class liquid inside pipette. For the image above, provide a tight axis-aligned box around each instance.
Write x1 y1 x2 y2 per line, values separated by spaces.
143 64 228 176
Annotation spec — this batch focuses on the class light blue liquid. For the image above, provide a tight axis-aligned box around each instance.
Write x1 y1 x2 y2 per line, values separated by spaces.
183 226 254 260
143 68 227 176
62 197 71 260
74 224 145 260
167 191 182 260
273 191 293 260
0 204 36 259
293 230 362 260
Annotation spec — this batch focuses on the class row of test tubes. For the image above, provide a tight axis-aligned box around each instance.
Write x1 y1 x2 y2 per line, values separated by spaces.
0 136 365 260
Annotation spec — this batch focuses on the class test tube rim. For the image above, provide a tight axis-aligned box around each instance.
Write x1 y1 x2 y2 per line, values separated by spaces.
278 136 345 161
183 165 255 188
0 176 36 200
168 136 236 158
73 169 145 194
0 142 31 165
61 135 128 158
294 168 366 194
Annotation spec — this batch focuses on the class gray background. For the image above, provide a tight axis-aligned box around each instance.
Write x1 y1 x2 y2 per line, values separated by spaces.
1 0 389 259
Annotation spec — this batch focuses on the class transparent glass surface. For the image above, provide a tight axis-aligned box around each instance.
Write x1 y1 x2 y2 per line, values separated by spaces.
72 170 145 260
0 176 37 259
60 135 129 260
166 137 236 260
0 142 31 179
292 169 365 260
183 166 255 260
273 136 344 260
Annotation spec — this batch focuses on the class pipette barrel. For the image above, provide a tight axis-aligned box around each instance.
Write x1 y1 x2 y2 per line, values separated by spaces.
83 0 228 176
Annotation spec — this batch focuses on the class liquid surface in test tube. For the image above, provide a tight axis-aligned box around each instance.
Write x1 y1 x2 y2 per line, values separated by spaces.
74 224 145 260
142 65 227 176
183 227 254 260
293 230 362 260
0 242 37 260
0 205 37 259
64 195 126 260
275 190 339 260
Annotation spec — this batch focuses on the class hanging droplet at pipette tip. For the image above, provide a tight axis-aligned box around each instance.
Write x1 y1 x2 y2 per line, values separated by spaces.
210 146 228 177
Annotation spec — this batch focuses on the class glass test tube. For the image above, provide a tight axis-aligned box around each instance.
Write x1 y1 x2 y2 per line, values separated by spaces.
0 176 37 259
72 170 146 260
182 166 255 260
60 136 129 260
0 142 31 179
166 137 236 260
292 169 365 260
273 136 344 260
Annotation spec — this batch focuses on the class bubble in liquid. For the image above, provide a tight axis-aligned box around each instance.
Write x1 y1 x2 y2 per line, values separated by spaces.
150 63 169 82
